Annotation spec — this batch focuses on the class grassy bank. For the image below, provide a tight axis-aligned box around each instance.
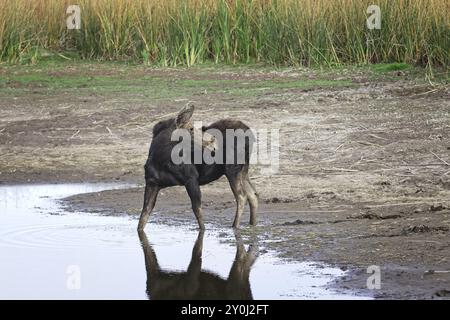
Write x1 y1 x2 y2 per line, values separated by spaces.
0 0 448 70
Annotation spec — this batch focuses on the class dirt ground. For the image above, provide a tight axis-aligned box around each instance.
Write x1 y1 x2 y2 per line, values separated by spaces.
1 61 449 299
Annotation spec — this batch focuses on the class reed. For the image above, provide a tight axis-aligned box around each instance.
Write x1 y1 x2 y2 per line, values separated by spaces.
0 0 448 68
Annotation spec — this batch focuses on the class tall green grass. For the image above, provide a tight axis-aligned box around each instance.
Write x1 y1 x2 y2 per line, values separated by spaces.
0 0 448 69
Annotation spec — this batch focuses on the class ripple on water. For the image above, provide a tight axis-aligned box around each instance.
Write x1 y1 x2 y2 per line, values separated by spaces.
0 223 139 250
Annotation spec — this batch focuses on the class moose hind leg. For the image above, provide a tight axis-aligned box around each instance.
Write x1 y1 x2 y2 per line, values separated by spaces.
244 178 258 226
185 179 205 230
227 173 247 229
138 185 160 231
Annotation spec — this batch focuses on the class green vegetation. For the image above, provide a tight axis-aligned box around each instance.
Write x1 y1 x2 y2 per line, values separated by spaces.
0 61 356 99
0 0 448 73
371 63 411 73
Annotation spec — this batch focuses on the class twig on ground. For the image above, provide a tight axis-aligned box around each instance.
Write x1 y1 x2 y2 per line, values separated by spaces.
334 142 345 152
430 151 449 166
258 210 346 214
151 111 179 122
424 269 450 275
368 133 388 140
69 130 80 140
322 167 359 172
363 201 448 208
356 140 381 147
411 88 440 97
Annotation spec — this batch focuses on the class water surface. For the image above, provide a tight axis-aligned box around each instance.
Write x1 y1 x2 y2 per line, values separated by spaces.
0 183 366 299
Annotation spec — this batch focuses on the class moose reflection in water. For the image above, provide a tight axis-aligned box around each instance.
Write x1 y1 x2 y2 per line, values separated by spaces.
138 230 258 300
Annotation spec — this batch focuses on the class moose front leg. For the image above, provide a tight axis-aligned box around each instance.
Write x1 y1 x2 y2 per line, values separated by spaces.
138 229 161 280
138 184 160 231
185 178 205 230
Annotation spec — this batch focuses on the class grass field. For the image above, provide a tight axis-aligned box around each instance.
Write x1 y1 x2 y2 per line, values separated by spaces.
0 0 448 72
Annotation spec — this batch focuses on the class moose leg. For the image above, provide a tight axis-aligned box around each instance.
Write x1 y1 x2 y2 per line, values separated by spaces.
138 230 161 279
243 177 258 226
188 230 204 274
226 230 258 299
227 173 247 229
138 184 160 231
185 230 204 293
185 179 205 230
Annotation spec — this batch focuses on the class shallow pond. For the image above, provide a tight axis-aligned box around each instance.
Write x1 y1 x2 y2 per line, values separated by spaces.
0 183 367 299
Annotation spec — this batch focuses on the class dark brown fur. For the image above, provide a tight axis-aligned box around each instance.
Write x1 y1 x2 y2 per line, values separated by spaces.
139 230 257 300
137 107 258 230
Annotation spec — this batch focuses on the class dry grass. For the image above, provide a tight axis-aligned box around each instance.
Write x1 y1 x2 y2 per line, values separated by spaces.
0 0 448 69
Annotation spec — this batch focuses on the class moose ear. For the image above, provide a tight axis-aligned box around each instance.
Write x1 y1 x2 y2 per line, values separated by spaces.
176 103 195 128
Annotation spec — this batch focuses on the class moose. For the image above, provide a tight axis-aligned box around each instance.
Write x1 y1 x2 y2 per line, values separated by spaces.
138 229 258 299
137 104 258 231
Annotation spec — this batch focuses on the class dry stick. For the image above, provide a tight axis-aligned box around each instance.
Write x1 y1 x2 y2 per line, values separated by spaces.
363 201 448 208
349 155 365 169
356 140 381 147
424 269 450 275
371 165 445 173
118 111 181 129
119 122 143 128
322 167 359 172
411 88 440 97
396 163 450 167
334 142 345 152
125 108 215 130
368 133 388 141
258 210 347 214
69 130 80 140
430 151 450 166
151 111 179 122
128 125 147 132
55 127 85 131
